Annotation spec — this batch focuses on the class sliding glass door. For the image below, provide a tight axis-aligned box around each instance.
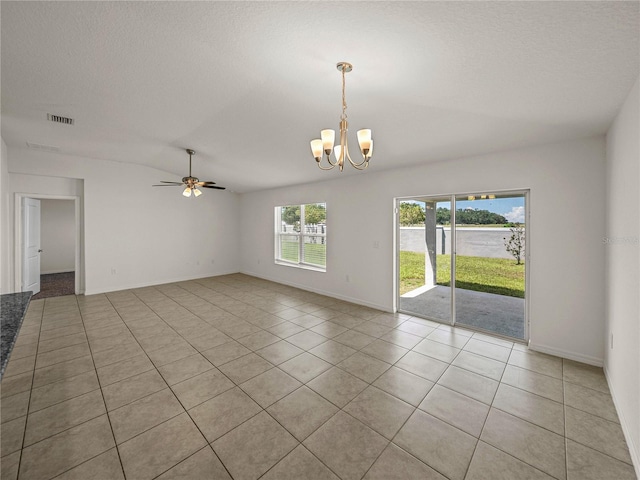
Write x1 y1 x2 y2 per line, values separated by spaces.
397 191 527 341
397 197 451 323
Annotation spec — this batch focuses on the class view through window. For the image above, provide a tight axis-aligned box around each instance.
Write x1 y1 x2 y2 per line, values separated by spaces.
275 203 326 270
398 192 527 340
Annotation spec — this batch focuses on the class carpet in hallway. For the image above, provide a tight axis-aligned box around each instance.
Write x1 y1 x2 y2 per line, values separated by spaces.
31 272 75 300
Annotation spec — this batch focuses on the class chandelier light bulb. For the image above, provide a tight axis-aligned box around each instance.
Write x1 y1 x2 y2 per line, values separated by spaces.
310 139 323 160
183 187 192 197
321 130 335 152
193 188 202 197
334 145 343 163
357 129 372 151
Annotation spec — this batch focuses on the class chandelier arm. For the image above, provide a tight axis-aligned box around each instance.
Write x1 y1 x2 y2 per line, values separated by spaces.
343 133 353 164
326 152 339 167
350 159 370 170
339 126 348 170
346 147 370 168
317 161 337 171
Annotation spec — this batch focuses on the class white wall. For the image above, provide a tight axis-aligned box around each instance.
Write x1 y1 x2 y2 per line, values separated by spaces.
40 199 76 274
605 76 639 474
5 148 241 294
240 136 607 366
0 138 9 293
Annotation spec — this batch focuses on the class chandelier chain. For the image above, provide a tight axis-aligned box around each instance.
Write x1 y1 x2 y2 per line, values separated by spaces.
341 67 347 120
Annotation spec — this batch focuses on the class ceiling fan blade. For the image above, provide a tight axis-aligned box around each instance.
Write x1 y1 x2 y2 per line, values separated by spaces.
196 181 217 185
159 181 184 184
152 184 182 187
201 185 226 190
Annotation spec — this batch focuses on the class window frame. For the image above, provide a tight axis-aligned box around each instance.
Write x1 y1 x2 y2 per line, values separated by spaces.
274 203 327 272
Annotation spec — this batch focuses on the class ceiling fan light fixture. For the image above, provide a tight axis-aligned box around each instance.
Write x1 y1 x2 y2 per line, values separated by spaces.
153 148 226 197
310 62 373 172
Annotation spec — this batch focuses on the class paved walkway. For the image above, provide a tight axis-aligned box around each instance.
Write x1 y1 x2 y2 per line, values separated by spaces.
399 286 525 340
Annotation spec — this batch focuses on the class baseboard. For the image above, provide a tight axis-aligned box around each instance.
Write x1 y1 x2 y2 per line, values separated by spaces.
604 366 640 477
41 269 74 275
83 269 241 295
528 342 603 367
241 270 391 313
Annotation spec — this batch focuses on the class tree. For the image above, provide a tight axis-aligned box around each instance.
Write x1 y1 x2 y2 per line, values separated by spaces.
281 206 300 225
399 202 426 226
435 207 507 225
504 223 525 264
281 204 325 233
305 204 326 225
436 207 451 225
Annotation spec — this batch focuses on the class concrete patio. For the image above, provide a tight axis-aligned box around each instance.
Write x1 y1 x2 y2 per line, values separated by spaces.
399 286 525 340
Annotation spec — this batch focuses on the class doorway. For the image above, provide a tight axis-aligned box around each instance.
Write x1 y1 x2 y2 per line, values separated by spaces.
14 194 83 297
396 191 528 341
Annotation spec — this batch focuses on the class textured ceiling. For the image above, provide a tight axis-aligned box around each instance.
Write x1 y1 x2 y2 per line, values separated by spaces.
1 1 638 193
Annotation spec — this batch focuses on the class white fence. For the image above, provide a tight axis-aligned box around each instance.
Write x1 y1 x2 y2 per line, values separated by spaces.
400 227 522 259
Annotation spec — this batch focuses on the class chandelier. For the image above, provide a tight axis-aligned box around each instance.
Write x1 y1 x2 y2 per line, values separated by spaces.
310 62 373 171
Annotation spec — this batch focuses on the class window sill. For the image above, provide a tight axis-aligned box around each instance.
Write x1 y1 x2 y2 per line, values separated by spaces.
274 260 326 273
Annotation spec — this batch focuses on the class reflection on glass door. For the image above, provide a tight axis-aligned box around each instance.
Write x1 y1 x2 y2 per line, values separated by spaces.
397 191 527 341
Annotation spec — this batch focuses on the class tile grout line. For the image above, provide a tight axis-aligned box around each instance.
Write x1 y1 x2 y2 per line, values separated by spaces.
9 276 629 479
129 285 237 480
342 331 460 479
9 300 109 477
463 343 515 480
13 297 44 478
155 279 400 479
72 294 128 480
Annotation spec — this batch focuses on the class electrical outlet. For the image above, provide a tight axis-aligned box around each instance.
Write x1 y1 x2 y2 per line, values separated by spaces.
373 241 380 249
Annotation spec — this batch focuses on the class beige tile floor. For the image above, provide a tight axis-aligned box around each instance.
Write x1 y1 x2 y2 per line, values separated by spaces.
1 274 636 480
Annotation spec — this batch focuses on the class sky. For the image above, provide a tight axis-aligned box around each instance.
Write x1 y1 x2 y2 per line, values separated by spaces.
406 195 526 223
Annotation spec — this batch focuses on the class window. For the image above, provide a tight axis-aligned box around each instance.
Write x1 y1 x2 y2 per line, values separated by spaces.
275 203 326 270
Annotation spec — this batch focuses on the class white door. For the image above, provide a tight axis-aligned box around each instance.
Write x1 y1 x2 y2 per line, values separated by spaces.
23 198 41 294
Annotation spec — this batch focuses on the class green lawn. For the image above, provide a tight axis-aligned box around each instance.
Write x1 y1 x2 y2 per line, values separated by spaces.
281 241 326 266
400 251 524 298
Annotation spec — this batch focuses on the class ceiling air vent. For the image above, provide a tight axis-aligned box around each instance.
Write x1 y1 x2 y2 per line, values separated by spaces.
47 113 74 125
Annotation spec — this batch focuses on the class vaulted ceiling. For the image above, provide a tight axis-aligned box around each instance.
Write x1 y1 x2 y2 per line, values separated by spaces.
2 1 638 193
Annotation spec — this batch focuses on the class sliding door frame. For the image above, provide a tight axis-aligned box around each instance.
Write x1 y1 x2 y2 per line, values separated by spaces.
395 189 529 343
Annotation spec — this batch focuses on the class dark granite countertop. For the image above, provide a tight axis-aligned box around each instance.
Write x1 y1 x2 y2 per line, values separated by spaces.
1 292 33 379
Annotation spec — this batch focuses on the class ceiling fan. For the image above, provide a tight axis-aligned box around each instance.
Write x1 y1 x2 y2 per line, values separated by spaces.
153 149 226 197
